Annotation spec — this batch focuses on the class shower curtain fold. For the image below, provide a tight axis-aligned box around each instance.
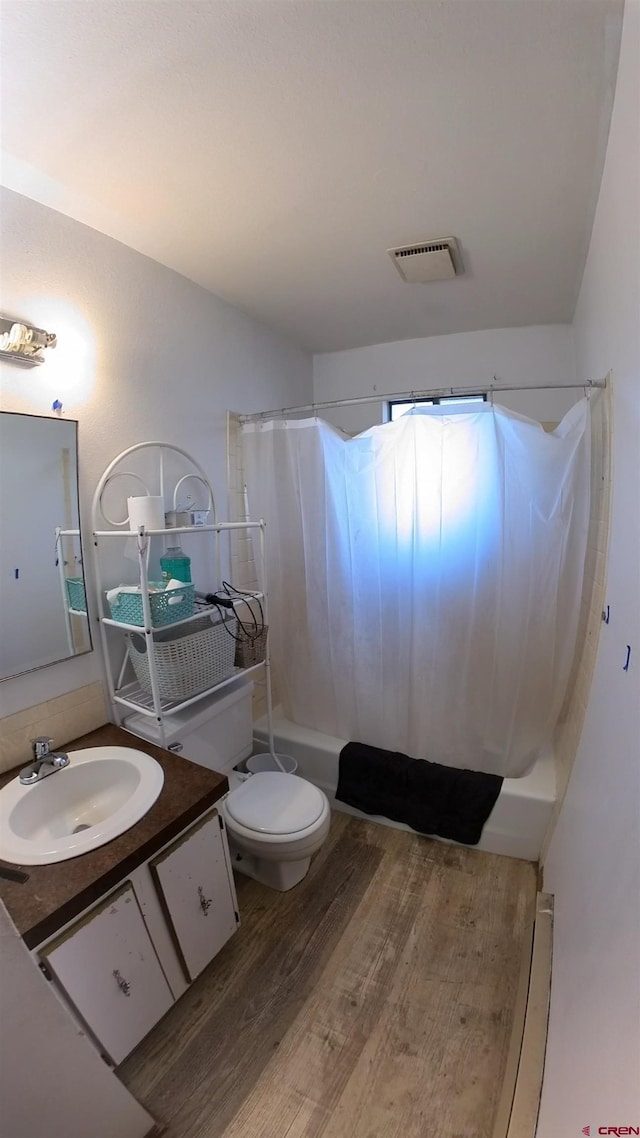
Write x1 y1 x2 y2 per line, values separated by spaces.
241 399 590 778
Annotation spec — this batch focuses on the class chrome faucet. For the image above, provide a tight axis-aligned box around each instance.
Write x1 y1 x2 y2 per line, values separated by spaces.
19 737 70 785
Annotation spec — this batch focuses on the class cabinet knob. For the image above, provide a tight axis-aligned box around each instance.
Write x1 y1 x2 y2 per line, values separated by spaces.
198 885 212 915
113 968 131 996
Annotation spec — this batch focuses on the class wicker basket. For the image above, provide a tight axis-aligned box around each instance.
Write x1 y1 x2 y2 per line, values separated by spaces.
127 612 237 701
65 577 87 613
234 625 268 669
107 582 194 627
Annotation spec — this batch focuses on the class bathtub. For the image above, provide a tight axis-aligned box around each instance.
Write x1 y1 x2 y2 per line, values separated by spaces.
253 707 556 862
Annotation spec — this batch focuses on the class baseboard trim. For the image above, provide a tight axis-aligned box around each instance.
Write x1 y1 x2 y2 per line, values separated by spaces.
492 892 553 1138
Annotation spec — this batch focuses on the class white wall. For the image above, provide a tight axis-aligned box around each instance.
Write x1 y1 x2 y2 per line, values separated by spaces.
0 903 154 1138
0 188 312 717
0 188 312 1138
537 3 640 1133
313 324 578 435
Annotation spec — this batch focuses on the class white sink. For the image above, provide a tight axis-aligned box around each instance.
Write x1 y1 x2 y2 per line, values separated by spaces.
0 747 164 865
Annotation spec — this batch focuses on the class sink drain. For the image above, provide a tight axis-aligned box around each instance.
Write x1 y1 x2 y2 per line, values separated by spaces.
72 824 92 834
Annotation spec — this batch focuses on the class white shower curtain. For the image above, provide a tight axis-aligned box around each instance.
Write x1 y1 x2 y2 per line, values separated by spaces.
242 399 590 777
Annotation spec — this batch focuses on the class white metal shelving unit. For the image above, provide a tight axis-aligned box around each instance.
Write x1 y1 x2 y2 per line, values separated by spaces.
55 527 89 655
91 442 274 751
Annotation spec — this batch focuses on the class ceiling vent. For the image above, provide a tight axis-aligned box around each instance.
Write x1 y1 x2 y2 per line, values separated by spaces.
387 237 462 283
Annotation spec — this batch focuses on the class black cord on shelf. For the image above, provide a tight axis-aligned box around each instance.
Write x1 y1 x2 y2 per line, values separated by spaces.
196 581 265 644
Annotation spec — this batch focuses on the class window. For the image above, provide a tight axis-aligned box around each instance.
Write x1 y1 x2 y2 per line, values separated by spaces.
389 393 487 421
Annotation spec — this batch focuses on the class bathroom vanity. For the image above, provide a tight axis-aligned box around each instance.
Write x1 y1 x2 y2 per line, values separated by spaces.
0 724 238 1066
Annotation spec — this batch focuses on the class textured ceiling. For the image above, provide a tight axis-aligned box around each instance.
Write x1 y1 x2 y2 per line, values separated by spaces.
0 1 623 352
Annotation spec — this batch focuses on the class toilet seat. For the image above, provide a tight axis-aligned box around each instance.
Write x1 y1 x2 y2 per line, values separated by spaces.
225 771 325 835
222 772 331 890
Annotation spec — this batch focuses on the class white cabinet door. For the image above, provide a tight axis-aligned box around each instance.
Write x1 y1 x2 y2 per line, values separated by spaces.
41 884 174 1064
150 809 238 982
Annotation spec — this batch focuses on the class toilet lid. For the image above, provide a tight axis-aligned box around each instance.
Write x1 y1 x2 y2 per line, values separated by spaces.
226 772 325 835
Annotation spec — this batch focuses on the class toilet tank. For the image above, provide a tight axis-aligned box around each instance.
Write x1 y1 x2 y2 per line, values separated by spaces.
123 680 254 774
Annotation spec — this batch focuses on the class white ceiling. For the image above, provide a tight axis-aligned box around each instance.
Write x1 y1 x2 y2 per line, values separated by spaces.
1 1 623 353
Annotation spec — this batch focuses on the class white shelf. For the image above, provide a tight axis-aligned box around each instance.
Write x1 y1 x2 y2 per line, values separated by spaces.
113 662 265 718
100 595 263 634
94 521 263 537
91 441 274 752
101 604 223 634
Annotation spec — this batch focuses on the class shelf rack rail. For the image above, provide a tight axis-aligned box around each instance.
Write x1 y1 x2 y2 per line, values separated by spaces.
55 527 87 656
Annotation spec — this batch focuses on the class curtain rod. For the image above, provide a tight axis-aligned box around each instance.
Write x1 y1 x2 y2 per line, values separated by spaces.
237 378 607 423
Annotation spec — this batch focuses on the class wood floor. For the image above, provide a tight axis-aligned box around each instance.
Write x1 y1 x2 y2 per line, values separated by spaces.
120 812 536 1138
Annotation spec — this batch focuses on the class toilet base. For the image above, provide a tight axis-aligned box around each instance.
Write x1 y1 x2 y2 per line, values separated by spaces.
229 843 311 891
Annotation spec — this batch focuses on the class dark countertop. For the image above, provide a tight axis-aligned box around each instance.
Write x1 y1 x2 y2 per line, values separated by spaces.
0 724 228 949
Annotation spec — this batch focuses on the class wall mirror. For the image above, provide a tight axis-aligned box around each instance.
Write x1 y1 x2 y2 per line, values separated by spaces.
0 411 93 679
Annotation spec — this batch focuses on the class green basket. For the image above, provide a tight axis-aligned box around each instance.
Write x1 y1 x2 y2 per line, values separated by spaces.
107 582 195 627
65 577 87 613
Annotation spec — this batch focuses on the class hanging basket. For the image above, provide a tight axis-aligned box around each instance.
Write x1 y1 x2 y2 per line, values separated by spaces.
234 625 268 669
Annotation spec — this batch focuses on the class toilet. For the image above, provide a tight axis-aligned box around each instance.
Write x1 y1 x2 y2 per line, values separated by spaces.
124 679 331 891
222 770 331 891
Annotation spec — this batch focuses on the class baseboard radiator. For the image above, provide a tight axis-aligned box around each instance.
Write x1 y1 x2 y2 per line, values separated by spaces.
492 892 554 1138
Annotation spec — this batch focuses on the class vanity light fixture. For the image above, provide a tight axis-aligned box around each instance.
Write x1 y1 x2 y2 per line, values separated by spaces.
0 315 57 366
